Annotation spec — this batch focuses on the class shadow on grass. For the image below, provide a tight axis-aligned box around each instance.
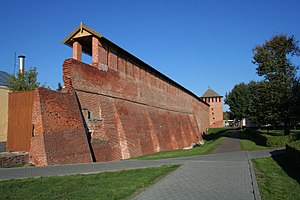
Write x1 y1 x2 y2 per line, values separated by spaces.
271 153 300 184
202 128 241 141
239 130 264 146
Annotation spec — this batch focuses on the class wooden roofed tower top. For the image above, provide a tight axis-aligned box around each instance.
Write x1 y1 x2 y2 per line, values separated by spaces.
61 23 209 105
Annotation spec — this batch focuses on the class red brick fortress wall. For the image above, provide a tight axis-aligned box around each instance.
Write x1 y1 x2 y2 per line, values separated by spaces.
29 88 93 166
63 57 209 161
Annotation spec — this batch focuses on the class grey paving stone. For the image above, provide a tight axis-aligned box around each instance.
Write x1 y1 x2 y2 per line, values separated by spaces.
247 148 285 159
213 137 241 153
0 159 185 180
133 161 254 200
0 152 246 180
176 151 249 162
1 135 283 200
212 130 242 154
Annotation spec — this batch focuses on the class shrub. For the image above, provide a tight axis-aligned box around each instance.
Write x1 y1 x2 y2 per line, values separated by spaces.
287 140 300 151
264 134 289 147
244 129 300 147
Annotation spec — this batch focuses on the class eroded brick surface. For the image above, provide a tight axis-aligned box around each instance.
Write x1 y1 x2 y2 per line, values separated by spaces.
29 42 210 165
30 88 92 166
63 58 209 162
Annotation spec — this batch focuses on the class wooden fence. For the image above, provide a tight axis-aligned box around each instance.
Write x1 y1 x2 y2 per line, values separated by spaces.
7 91 35 152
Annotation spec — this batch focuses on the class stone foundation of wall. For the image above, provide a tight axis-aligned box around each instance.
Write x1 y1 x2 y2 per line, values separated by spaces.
0 152 28 168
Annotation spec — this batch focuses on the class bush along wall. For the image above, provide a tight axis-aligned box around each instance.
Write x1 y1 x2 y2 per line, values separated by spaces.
244 129 300 147
264 134 300 147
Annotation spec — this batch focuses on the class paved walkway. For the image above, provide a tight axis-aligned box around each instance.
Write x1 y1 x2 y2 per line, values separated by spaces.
212 129 242 154
0 131 286 200
133 130 267 200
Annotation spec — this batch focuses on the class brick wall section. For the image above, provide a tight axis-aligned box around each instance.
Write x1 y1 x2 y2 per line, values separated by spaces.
29 87 92 166
76 91 199 161
29 90 47 165
63 58 209 132
63 58 209 161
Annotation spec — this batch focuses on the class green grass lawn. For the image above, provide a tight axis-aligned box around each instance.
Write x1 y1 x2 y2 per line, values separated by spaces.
253 155 300 200
0 165 179 200
240 131 271 151
134 128 231 160
206 127 232 136
259 129 300 136
134 138 223 160
240 139 271 151
239 128 300 150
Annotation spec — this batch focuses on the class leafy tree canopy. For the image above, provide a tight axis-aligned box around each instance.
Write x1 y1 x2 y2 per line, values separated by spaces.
226 34 300 134
225 82 251 120
252 34 300 134
8 67 40 91
253 34 300 82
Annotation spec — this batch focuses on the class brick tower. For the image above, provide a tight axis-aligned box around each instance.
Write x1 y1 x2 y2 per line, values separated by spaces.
201 88 223 128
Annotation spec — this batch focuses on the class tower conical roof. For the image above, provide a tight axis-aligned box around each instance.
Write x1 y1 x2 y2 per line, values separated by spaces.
201 88 222 97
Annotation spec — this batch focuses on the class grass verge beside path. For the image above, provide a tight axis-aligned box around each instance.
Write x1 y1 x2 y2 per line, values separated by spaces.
240 131 271 151
253 155 300 200
240 139 270 151
134 128 230 160
240 129 300 151
134 138 224 160
0 165 180 200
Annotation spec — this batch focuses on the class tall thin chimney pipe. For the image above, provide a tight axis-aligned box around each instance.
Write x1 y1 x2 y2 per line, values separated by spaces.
18 55 25 74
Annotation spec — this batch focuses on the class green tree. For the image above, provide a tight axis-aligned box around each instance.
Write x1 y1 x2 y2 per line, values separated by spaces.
8 67 40 91
224 82 251 120
248 81 275 125
292 78 300 125
223 111 232 120
252 34 300 135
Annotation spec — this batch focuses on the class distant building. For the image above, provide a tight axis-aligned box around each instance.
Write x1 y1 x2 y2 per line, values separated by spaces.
224 120 234 127
201 88 224 128
0 71 10 141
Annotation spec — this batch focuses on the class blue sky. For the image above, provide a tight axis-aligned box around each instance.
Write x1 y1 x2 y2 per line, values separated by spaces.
1 0 300 111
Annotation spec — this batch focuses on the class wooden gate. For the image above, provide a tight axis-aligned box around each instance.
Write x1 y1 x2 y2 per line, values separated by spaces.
7 91 35 152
